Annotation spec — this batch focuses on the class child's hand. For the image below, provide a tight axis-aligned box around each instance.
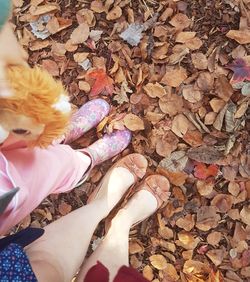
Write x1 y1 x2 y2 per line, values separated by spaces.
0 1 27 97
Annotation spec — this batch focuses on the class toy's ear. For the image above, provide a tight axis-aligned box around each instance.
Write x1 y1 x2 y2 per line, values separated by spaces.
52 94 71 114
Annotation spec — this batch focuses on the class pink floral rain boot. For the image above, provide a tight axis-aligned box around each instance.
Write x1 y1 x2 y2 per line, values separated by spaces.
78 129 132 183
63 98 110 144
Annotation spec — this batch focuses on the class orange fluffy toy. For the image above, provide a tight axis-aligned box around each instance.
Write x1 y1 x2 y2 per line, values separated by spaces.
0 65 72 148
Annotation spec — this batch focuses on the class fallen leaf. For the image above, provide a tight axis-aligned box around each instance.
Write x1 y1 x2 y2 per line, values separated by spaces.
143 82 166 98
215 75 234 102
161 66 187 87
163 264 179 281
182 85 203 103
159 150 188 172
227 58 250 84
143 265 154 281
87 69 114 97
124 114 145 131
176 31 196 43
58 202 72 216
70 23 90 44
187 146 223 164
30 3 59 16
191 52 208 70
41 59 59 76
211 194 233 213
196 180 214 196
197 72 214 91
206 249 225 266
182 130 203 147
194 163 219 180
159 94 184 116
149 254 168 270
240 205 250 225
155 131 179 157
90 0 106 13
196 206 221 231
207 231 222 246
120 23 144 47
106 6 122 20
176 214 195 231
169 13 191 29
183 260 210 277
226 30 250 44
172 114 195 137
176 231 200 250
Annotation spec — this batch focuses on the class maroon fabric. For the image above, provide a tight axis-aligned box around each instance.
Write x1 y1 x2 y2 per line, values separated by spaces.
84 261 149 282
114 265 149 282
84 261 109 282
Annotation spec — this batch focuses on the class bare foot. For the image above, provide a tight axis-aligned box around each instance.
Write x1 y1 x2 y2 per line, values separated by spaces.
89 154 148 215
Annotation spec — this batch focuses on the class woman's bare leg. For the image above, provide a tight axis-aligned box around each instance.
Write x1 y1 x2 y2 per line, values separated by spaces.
25 167 135 282
76 190 158 282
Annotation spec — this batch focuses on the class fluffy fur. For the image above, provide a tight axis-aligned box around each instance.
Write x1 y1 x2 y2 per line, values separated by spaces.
0 65 71 148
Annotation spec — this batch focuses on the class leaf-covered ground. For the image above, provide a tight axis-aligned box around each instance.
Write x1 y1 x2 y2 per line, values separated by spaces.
12 0 250 281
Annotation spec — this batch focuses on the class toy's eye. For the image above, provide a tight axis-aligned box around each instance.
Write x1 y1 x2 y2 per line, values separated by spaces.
12 129 31 135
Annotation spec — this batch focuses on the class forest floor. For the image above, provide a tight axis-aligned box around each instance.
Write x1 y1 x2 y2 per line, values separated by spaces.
12 0 250 281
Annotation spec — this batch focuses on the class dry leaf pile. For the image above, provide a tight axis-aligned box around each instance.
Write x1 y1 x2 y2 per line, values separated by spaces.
12 0 250 281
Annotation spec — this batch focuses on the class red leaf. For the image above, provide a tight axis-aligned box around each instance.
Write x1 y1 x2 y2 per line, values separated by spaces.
88 69 114 97
194 162 219 180
241 249 250 267
227 58 250 84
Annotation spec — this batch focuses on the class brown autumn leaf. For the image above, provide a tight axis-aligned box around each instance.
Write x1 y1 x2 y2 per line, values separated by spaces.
172 114 195 137
182 130 203 147
58 202 72 216
196 206 221 231
187 146 223 164
159 94 184 116
143 82 166 98
124 114 145 131
240 205 250 225
191 52 208 70
228 182 240 196
169 13 191 29
183 260 210 277
206 249 225 266
143 265 154 281
176 231 200 250
176 31 196 43
155 131 179 157
70 23 90 44
163 264 179 281
129 240 144 254
29 3 59 16
149 254 168 270
215 75 234 102
182 85 203 103
176 214 195 231
226 30 250 44
106 6 122 21
41 59 59 76
197 71 214 91
90 0 106 13
196 180 214 196
185 37 203 50
161 66 187 87
209 98 226 113
211 194 233 213
207 231 222 246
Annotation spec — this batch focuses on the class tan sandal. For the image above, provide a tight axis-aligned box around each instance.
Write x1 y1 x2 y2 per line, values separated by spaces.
131 175 171 226
87 153 148 204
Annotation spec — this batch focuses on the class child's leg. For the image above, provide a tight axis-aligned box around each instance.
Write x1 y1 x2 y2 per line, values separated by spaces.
25 154 147 282
76 191 157 281
77 175 170 282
